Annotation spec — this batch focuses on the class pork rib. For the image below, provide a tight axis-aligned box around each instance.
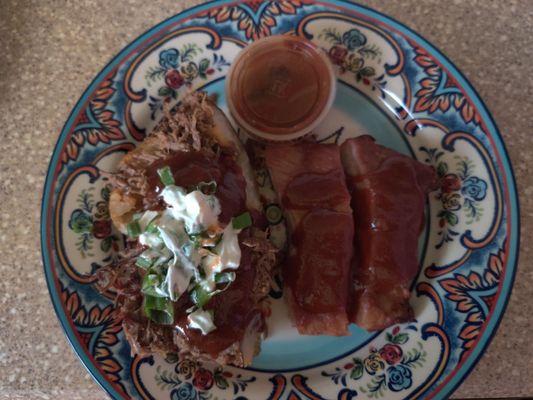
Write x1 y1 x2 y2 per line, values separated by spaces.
340 135 438 331
265 143 354 336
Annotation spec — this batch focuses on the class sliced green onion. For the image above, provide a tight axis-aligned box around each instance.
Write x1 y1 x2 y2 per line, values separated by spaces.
232 211 252 230
142 273 160 290
127 220 141 238
145 220 159 234
188 233 203 249
144 293 168 310
157 166 175 186
143 286 166 298
153 255 171 269
136 257 153 269
140 248 162 260
197 181 217 195
144 294 174 325
141 274 166 297
190 285 212 308
192 236 201 249
138 210 158 231
215 271 236 284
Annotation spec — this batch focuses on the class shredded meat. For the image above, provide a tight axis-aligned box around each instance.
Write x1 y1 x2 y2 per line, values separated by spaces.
171 228 277 366
95 246 179 356
95 91 277 365
242 229 278 301
95 228 276 361
109 91 219 198
155 91 216 153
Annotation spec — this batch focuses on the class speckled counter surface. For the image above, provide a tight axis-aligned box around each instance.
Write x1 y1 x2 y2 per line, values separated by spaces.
0 0 531 399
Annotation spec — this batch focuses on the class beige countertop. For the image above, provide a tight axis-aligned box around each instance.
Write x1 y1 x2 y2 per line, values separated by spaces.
0 0 531 399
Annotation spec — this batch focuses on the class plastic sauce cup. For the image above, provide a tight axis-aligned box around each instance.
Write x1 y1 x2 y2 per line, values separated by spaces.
226 35 336 142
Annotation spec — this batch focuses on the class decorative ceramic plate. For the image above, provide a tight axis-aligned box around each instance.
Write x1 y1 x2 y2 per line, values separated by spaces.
41 1 520 399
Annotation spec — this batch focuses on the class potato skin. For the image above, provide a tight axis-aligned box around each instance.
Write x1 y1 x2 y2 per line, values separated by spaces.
108 135 163 234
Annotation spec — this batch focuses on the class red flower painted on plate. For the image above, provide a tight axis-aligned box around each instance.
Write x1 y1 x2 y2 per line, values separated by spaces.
92 220 112 239
441 173 461 193
192 368 214 390
329 45 348 66
165 69 184 89
380 343 403 365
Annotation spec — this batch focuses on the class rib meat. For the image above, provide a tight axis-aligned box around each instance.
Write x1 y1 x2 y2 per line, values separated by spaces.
340 135 438 331
265 143 354 336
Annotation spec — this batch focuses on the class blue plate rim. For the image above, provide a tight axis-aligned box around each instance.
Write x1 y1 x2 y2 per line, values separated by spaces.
40 1 520 399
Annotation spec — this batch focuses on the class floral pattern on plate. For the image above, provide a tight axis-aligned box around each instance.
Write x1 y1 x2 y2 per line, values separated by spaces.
41 1 519 399
323 327 429 397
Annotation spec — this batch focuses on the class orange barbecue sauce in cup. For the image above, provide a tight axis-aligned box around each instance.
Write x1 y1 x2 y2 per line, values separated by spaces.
226 35 336 142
